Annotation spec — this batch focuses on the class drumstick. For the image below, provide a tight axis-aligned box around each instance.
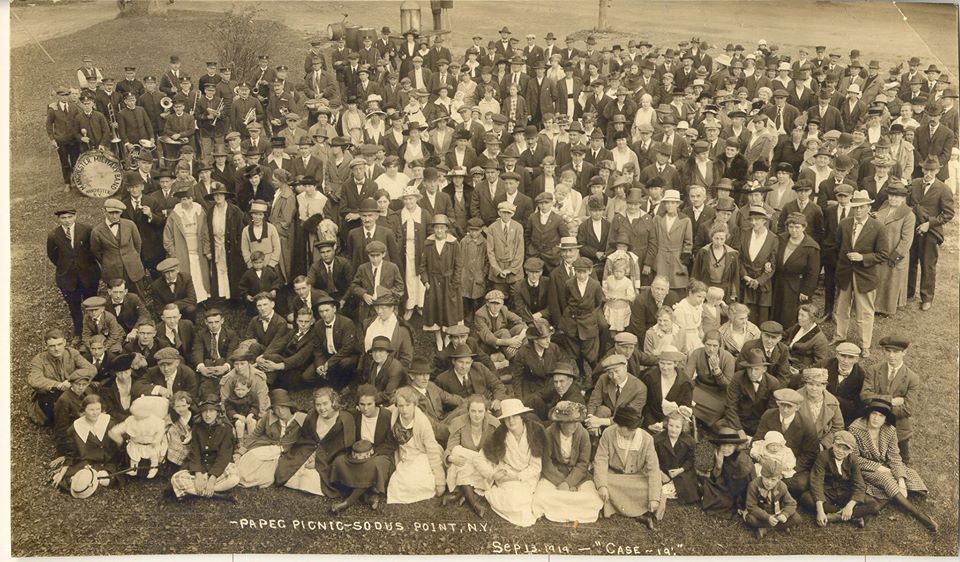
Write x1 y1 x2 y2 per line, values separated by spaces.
691 400 698 443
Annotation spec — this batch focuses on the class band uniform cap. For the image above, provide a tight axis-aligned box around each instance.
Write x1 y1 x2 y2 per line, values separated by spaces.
598 353 628 372
484 290 505 303
773 388 805 406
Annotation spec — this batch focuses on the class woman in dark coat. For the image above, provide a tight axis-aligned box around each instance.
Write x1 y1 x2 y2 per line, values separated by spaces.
771 212 820 328
420 215 463 347
701 427 754 516
54 395 122 492
640 347 694 431
276 387 356 497
691 221 741 302
206 186 249 301
653 407 699 509
783 304 832 370
738 205 778 323
236 164 276 212
328 384 396 512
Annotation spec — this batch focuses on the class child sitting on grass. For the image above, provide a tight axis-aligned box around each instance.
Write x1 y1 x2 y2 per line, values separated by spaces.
223 373 259 440
744 457 801 540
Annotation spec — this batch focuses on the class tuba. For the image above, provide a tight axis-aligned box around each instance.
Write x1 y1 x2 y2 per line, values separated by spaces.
160 96 173 110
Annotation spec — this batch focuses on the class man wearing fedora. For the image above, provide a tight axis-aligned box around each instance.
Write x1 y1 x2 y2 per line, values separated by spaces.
834 190 889 356
754 387 821 495
724 348 782 437
907 155 955 310
435 343 507 412
860 335 919 462
914 102 955 184
433 324 496 374
512 318 565 400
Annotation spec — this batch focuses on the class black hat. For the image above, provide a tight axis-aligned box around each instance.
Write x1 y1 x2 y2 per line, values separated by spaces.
863 398 896 426
612 406 643 430
108 353 136 372
709 426 748 445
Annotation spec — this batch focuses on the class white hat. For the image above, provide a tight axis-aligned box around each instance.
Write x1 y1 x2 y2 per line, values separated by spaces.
662 189 682 202
497 398 533 419
69 467 100 499
846 84 862 95
763 431 787 446
848 190 874 208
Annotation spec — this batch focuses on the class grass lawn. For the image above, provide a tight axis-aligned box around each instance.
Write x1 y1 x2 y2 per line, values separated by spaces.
8 5 959 557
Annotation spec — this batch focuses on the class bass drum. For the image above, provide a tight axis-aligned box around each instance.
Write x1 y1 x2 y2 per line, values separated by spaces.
71 150 123 198
345 24 361 51
327 21 345 41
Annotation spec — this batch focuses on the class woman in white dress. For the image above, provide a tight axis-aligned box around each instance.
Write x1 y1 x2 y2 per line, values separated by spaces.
386 387 446 504
162 187 211 302
533 401 603 523
554 170 585 229
390 187 422 315
295 176 330 266
375 156 410 203
442 394 499 516
474 399 546 527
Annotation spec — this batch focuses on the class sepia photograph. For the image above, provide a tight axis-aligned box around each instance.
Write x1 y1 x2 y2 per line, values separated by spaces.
6 0 959 557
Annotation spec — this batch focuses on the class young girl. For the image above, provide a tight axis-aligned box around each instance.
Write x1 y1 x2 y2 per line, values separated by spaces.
109 396 168 479
224 374 259 440
749 431 796 478
653 407 699 520
603 233 642 287
420 214 464 350
673 280 707 352
701 286 726 335
602 257 636 332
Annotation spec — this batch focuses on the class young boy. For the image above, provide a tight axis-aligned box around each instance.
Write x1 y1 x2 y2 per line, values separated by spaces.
745 457 801 540
702 286 726 334
460 218 488 323
238 251 281 312
223 373 259 440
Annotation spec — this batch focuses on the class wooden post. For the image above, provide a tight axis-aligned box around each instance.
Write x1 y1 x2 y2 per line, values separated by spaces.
598 0 609 31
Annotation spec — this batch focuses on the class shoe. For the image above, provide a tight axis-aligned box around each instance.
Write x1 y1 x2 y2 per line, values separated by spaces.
330 501 349 514
371 495 382 511
146 467 158 479
854 517 866 529
924 516 939 533
755 528 766 540
920 302 932 311
440 493 457 508
637 514 656 530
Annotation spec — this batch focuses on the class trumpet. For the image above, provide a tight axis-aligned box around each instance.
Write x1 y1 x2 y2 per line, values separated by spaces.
107 104 121 144
211 98 225 126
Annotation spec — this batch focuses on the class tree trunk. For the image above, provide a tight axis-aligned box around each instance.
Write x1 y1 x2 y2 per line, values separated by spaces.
598 0 609 30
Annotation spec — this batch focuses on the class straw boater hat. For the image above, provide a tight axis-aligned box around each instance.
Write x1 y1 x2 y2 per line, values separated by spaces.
497 398 533 419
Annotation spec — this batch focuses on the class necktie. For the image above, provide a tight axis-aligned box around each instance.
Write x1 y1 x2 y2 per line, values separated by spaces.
169 282 176 293
366 230 373 241
461 373 470 388
615 385 621 404
60 103 67 112
211 332 220 359
372 266 379 285
325 324 336 353
775 108 783 130
840 207 847 221
64 227 73 248
852 220 864 244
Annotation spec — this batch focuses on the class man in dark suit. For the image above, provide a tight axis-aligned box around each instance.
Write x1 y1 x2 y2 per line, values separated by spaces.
637 143 681 189
754 388 821 495
764 89 802 137
244 293 290 350
339 163 379 240
190 308 239 395
312 293 361 390
907 156 956 309
46 88 80 192
80 334 117 384
808 342 866 425
132 347 198 400
434 344 507 411
577 196 611 264
583 130 612 166
834 190 889 355
290 138 324 179
345 200 401 266
914 104 956 183
737 321 793 386
150 258 198 321
347 242 406 320
798 430 881 526
724 348 782 437
471 163 507 225
511 257 551 323
260 306 320 388
494 171 534 224
158 304 195 361
550 63 583 120
104 278 149 336
559 257 604 369
807 89 844 133
306 239 354 305
120 175 165 275
560 146 597 196
286 275 325 321
121 319 169 370
47 208 101 340
585 354 647 433
838 85 867 132
445 129 479 171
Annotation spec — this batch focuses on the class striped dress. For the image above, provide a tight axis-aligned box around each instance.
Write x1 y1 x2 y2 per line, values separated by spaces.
848 418 927 499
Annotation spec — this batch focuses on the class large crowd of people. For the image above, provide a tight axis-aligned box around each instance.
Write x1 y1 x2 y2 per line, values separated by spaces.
36 23 955 537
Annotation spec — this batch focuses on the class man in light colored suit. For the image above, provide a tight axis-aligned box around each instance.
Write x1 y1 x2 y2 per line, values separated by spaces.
484 201 525 294
585 353 648 434
834 191 889 356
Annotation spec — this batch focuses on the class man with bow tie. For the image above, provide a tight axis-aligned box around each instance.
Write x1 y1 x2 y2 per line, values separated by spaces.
105 278 149 339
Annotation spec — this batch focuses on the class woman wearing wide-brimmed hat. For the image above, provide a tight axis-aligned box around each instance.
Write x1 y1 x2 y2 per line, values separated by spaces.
738 203 779 323
442 394 499 516
205 182 249 300
532 400 603 523
847 399 936 532
236 388 307 489
474 398 546 526
592 406 661 528
701 426 753 516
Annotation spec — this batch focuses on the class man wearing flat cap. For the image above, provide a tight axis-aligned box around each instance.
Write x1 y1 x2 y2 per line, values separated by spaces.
91 199 147 296
558 257 605 370
511 256 552 324
860 335 919 461
133 346 198 400
754 387 820 495
347 239 405 320
585 353 647 434
799 429 880 528
473 290 526 370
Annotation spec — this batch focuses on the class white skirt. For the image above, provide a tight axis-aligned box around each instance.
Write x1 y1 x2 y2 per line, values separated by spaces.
237 445 282 488
445 446 483 491
284 458 325 496
532 478 603 523
480 478 540 527
404 239 425 309
187 252 210 302
387 450 436 504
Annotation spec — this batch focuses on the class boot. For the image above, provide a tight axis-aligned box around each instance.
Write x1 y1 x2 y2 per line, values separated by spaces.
891 493 938 532
460 485 486 518
331 487 366 514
